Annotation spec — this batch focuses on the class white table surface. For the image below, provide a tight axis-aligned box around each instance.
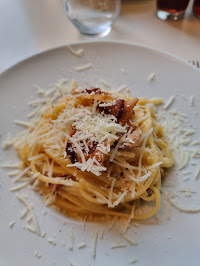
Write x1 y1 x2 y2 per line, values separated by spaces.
0 0 199 73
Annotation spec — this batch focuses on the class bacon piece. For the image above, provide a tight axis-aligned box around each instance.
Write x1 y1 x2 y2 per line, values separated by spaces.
67 90 140 169
98 99 124 121
112 99 124 120
119 98 139 125
86 88 101 94
88 141 98 154
83 140 105 165
124 127 141 148
66 142 78 164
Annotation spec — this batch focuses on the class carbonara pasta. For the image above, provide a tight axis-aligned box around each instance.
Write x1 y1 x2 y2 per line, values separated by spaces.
13 82 174 222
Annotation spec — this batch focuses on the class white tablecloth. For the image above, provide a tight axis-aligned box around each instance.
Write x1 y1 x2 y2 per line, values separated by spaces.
0 0 199 73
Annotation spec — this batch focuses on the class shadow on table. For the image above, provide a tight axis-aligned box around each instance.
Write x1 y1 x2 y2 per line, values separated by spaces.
121 0 154 15
164 13 200 38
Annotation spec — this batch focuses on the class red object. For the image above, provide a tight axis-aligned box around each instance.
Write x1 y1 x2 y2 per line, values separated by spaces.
193 0 200 16
157 0 190 13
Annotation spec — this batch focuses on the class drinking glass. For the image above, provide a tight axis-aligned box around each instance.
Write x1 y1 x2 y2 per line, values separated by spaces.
64 0 121 37
156 0 190 21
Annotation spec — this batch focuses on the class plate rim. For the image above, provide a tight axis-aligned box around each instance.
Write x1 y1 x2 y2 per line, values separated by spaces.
1 40 200 78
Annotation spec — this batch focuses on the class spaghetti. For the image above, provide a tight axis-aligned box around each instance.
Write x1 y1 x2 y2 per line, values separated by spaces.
13 82 174 222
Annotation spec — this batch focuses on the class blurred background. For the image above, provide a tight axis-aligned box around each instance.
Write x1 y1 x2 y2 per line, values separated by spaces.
0 0 199 73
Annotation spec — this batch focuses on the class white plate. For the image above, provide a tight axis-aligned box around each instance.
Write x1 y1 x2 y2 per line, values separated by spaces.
0 42 200 266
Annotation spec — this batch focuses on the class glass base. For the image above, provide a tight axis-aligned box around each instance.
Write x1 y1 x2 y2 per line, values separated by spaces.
70 19 112 37
156 9 185 21
79 26 112 38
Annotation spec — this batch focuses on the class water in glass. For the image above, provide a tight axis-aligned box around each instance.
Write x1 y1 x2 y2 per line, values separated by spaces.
64 0 121 36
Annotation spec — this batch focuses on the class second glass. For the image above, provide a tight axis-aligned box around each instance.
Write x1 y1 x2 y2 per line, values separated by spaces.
193 0 200 17
64 0 121 37
156 0 190 21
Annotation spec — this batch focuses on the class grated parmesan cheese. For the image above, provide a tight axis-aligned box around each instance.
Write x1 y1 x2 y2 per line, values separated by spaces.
9 181 31 192
26 225 36 234
2 137 15 149
163 96 174 110
74 63 92 71
69 228 74 245
117 85 128 92
194 166 200 180
183 177 190 182
68 259 76 266
14 120 33 128
67 45 84 57
189 95 194 106
17 194 41 236
34 250 41 259
41 232 46 238
108 216 118 230
162 190 200 213
129 258 138 264
148 72 156 81
100 79 111 88
179 188 196 193
34 84 45 95
91 231 98 258
27 214 32 223
111 243 127 249
20 207 29 219
1 162 23 169
77 241 86 249
9 221 16 228
122 234 137 245
48 238 56 246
